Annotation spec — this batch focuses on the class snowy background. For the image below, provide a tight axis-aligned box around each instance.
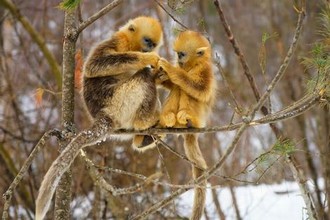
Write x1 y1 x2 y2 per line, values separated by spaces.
179 181 308 220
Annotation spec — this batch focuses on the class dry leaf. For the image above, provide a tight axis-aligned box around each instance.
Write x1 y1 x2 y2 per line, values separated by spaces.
35 88 44 108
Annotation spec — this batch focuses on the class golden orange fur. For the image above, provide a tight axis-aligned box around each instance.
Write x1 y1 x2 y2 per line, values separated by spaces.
158 30 216 128
157 30 216 220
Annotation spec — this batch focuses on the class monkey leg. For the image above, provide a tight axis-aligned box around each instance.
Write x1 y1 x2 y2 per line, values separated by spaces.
177 109 192 126
159 88 180 127
183 134 207 220
177 109 202 128
132 86 160 152
177 92 202 128
159 112 176 128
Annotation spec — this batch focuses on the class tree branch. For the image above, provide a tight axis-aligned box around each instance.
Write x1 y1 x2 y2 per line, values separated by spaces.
154 0 188 30
2 129 62 220
109 92 320 136
213 0 260 101
80 150 161 195
76 0 123 35
54 8 76 220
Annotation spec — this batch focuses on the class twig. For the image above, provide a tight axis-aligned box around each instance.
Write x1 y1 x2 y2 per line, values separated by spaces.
255 156 282 184
2 129 62 220
213 0 260 101
252 93 319 125
156 136 206 171
155 143 178 213
0 126 37 143
248 2 305 119
80 150 161 195
95 163 249 189
96 164 255 185
287 155 319 219
214 53 241 112
153 0 188 30
76 0 123 35
213 0 280 137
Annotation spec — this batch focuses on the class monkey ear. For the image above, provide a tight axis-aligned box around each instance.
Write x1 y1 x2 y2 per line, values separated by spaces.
128 24 136 32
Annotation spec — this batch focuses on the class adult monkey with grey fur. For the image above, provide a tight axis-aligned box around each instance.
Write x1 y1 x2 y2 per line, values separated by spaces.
36 16 163 220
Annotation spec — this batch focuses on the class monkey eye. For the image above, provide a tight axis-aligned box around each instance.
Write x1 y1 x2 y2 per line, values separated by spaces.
177 51 186 59
143 37 156 48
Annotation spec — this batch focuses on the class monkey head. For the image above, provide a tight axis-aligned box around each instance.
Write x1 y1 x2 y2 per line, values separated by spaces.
121 16 163 52
173 30 211 68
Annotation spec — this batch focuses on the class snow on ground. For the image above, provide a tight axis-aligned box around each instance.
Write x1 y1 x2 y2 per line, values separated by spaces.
67 180 311 219
178 181 308 220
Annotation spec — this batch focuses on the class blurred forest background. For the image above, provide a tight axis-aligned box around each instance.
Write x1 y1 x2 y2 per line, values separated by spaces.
0 0 329 219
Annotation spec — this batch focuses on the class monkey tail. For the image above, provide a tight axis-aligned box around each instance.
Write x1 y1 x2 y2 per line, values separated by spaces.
35 116 112 220
183 134 207 220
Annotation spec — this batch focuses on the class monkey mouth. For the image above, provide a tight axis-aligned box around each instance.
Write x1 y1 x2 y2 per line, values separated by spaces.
142 48 152 53
178 62 184 67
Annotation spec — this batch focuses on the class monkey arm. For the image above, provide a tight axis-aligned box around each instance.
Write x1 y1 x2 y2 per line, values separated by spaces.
158 59 213 102
84 52 160 78
155 70 174 89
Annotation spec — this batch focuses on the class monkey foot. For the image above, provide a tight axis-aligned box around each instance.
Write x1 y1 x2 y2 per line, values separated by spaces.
177 110 192 126
160 112 176 127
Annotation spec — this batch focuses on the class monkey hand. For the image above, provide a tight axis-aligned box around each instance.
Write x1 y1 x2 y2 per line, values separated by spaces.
142 52 160 68
157 58 172 73
156 70 169 83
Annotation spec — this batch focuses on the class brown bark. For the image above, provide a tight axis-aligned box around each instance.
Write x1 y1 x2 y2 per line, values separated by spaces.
211 188 226 220
54 9 77 220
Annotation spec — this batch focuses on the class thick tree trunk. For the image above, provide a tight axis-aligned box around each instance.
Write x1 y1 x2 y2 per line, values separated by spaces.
54 9 77 220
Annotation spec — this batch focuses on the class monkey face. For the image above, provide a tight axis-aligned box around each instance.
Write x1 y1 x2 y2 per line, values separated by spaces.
142 36 157 52
124 16 163 52
173 30 211 68
176 51 188 67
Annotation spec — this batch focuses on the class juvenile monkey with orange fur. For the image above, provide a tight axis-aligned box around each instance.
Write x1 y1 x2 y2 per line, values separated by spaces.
158 30 216 129
157 30 216 220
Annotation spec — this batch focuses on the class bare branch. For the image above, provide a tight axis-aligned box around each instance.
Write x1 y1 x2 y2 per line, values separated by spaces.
110 92 320 136
213 0 260 101
80 150 161 195
76 0 123 35
154 0 188 30
2 129 61 220
287 155 319 219
248 3 306 119
214 53 241 112
156 137 206 171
